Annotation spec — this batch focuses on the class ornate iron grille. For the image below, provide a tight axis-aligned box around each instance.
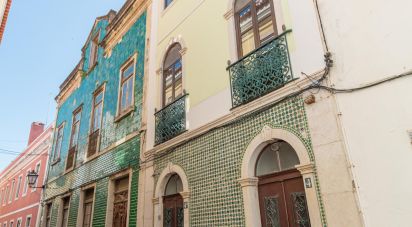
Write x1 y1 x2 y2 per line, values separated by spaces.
164 208 173 227
65 146 76 170
87 129 99 157
155 94 187 145
113 190 128 227
177 207 184 227
264 196 281 227
227 30 293 108
291 192 311 227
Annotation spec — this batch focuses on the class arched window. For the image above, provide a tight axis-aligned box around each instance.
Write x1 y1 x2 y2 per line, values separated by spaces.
235 0 278 57
256 141 300 176
163 43 183 107
165 174 183 196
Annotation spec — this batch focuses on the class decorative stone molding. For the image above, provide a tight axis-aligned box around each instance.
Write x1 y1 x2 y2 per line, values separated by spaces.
238 177 258 187
153 163 190 227
296 163 315 175
224 9 234 20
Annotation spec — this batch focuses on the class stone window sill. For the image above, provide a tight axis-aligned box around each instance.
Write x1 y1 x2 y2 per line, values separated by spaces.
115 106 135 123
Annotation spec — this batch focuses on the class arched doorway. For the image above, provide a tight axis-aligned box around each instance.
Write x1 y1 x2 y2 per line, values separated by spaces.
256 141 311 227
163 174 184 227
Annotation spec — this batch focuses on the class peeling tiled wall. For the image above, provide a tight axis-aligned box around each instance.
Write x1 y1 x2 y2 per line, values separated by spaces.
45 11 147 227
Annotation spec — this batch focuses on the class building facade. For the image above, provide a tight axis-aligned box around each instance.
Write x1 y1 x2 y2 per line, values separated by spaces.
139 0 363 226
41 1 150 227
0 0 12 44
0 123 52 227
317 0 412 226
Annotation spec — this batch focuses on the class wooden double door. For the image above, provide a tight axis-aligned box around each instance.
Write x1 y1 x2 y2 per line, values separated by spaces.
163 194 184 227
258 169 311 227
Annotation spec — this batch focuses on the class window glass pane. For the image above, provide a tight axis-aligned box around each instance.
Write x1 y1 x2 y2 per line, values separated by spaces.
174 79 183 98
256 144 280 176
93 104 102 131
122 63 134 79
165 0 173 8
256 0 272 20
126 78 133 108
95 92 103 105
165 72 173 87
121 83 128 111
278 142 300 170
165 86 173 105
239 5 253 34
164 44 181 69
258 16 275 43
165 174 183 196
241 29 255 55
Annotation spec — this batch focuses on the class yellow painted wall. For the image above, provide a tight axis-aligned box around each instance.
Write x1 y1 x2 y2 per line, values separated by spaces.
155 0 230 108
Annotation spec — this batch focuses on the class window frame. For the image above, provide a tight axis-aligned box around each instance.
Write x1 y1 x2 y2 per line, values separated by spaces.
234 0 278 57
77 184 96 227
15 218 21 227
9 179 15 203
15 175 22 199
162 43 183 107
3 185 9 205
87 85 105 159
66 106 82 172
52 123 65 163
22 169 30 197
88 32 100 70
43 202 52 227
116 55 137 119
58 196 71 227
24 215 31 227
105 170 132 227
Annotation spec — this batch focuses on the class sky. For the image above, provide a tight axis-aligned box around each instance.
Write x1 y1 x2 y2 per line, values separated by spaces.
0 0 125 172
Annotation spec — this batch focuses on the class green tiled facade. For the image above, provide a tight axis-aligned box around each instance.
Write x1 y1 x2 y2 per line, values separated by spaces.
153 96 326 226
43 9 147 227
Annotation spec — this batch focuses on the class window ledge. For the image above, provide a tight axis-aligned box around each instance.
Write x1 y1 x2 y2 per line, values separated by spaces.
50 158 60 166
115 106 135 123
86 62 98 75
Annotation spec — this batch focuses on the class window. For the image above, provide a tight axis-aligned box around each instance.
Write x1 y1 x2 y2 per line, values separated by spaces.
9 221 13 227
53 124 64 162
25 216 31 227
70 108 82 149
3 222 6 227
22 170 29 196
112 177 129 227
9 180 15 203
88 87 104 157
89 34 99 69
15 219 21 227
15 176 22 199
67 108 81 170
118 60 135 114
3 185 9 205
256 141 300 176
32 163 41 191
82 188 95 227
0 189 2 204
61 197 70 227
162 43 183 106
235 0 278 57
164 0 173 9
45 203 52 227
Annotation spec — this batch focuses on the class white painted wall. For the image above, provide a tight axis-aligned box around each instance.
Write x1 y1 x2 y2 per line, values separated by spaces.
319 0 412 226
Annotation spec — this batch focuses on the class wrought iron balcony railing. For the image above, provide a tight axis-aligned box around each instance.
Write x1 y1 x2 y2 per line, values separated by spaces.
227 30 293 108
155 94 187 145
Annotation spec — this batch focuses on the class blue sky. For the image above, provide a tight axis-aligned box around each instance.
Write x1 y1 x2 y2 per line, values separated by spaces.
0 0 125 172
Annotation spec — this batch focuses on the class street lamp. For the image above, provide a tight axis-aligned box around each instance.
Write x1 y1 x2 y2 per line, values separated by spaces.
27 170 43 189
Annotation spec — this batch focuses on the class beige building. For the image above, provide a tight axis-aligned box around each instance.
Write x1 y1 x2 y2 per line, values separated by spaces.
138 0 367 226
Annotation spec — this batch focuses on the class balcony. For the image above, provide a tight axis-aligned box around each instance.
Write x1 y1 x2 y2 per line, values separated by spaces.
227 30 293 108
155 94 187 145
